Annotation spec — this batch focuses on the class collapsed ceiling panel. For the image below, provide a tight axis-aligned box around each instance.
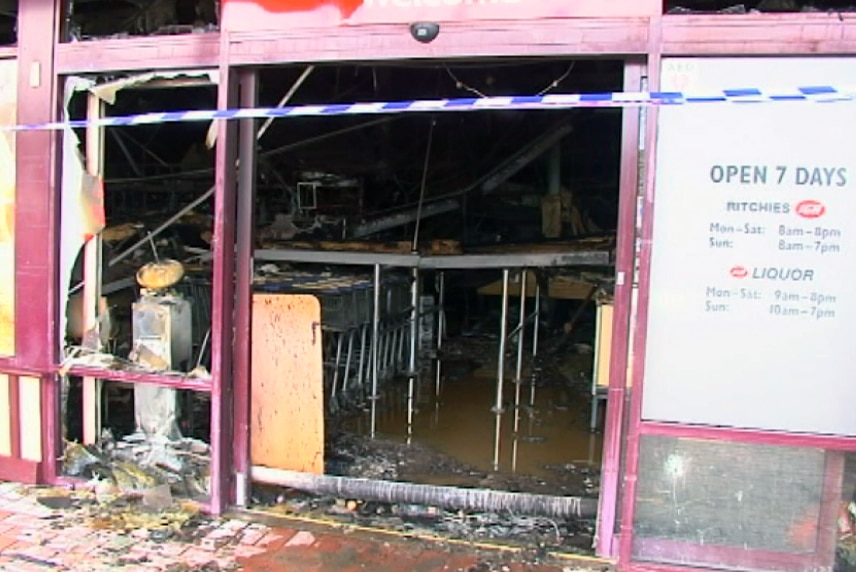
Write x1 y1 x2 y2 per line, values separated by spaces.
248 60 623 241
55 60 622 248
67 0 219 40
665 0 856 13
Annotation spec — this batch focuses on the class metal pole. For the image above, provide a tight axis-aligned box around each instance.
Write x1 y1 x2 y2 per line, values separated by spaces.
514 271 527 385
410 275 419 361
82 92 105 445
411 120 436 251
511 435 519 473
530 283 541 408
532 283 541 358
257 66 315 141
492 269 510 470
492 411 503 472
435 271 445 396
511 270 528 474
513 270 527 433
234 68 259 508
370 264 382 439
438 271 446 341
407 268 419 440
494 269 510 414
209 69 240 515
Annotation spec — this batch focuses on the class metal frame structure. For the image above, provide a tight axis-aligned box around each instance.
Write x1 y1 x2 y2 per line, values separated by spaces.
0 2 853 571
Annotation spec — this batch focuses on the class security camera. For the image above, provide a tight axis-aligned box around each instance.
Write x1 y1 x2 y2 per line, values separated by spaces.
410 22 440 44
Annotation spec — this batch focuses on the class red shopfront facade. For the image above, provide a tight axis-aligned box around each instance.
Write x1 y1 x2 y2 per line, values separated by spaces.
0 2 855 571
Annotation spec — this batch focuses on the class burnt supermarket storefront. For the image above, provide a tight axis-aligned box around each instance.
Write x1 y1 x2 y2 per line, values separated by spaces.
0 1 855 571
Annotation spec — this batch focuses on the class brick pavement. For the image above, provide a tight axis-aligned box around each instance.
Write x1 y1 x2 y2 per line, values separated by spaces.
0 482 611 572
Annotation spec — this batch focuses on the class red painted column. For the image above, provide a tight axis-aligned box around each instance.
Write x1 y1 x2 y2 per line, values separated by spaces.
16 0 62 483
233 68 258 507
15 1 61 370
209 46 239 514
618 23 663 567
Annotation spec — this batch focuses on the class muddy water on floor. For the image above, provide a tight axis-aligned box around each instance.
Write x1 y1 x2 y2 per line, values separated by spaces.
343 363 603 484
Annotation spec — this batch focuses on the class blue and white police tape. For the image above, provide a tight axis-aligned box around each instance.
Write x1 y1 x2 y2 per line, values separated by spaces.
3 86 855 132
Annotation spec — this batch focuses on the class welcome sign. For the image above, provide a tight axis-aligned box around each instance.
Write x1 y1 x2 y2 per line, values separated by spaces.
221 0 657 30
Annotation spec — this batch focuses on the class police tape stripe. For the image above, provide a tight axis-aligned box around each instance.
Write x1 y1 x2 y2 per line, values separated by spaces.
4 87 856 132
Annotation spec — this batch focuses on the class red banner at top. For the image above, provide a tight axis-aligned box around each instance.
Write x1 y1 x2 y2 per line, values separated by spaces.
222 0 657 30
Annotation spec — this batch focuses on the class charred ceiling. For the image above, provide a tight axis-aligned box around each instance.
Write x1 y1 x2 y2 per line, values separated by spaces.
65 0 218 40
3 0 856 47
76 60 623 246
253 61 623 243
665 0 856 13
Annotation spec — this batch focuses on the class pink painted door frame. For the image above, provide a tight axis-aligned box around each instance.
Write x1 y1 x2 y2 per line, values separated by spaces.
594 58 645 560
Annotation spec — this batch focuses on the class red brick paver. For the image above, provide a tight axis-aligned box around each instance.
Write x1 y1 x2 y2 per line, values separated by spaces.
0 482 609 572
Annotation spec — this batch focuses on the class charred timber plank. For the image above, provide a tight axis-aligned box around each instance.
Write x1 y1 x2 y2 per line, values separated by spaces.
252 466 598 519
267 239 461 255
277 240 415 253
420 251 611 269
429 240 462 255
255 248 610 268
478 276 598 300
469 238 615 254
256 248 419 267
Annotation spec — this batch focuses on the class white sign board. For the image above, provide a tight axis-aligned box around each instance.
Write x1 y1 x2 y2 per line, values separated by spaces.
642 57 856 436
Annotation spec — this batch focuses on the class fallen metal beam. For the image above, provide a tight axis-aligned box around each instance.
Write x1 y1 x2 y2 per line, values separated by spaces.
110 131 144 178
254 248 611 269
419 251 609 269
256 248 418 267
481 120 574 193
350 119 574 239
251 466 598 519
350 199 460 239
102 276 137 296
109 186 214 267
112 68 318 267
258 65 315 142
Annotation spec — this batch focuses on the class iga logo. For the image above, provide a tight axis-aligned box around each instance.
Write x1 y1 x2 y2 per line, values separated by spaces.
795 200 826 219
730 266 748 278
